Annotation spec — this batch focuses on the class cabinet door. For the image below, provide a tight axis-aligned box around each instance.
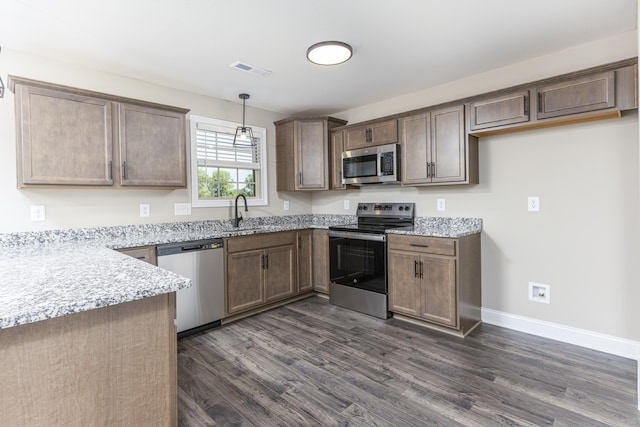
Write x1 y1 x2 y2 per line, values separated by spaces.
118 103 187 187
421 256 457 327
400 112 430 185
388 251 421 317
15 85 114 187
264 245 296 303
296 120 328 190
226 250 264 315
312 229 330 293
431 105 466 183
469 90 530 131
537 71 615 119
344 119 398 150
297 230 314 294
330 130 346 190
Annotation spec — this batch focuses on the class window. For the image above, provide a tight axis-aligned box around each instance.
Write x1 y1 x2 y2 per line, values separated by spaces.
190 115 267 207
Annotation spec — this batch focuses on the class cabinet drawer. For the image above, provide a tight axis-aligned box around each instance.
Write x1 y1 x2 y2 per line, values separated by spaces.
225 231 296 253
388 234 456 256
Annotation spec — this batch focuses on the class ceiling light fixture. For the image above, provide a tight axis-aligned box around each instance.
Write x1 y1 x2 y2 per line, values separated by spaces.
233 93 255 146
306 41 352 66
0 46 4 98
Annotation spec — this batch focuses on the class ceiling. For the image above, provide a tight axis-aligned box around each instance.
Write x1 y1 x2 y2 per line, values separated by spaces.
1 0 637 116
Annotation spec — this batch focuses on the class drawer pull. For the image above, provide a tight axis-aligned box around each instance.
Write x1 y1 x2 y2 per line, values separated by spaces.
410 243 430 248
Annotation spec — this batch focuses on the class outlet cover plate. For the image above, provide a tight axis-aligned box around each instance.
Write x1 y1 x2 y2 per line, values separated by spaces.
139 204 150 217
437 198 446 211
528 196 540 212
174 203 192 216
30 205 46 222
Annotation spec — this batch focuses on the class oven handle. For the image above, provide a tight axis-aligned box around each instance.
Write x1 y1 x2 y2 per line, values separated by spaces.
327 230 387 242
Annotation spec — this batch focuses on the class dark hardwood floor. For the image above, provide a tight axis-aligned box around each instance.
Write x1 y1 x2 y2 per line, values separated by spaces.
177 296 639 426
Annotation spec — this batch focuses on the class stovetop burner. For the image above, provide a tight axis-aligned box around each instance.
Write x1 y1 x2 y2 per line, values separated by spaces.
329 202 415 234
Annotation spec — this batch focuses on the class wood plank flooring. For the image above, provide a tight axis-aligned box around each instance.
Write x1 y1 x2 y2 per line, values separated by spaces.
177 296 639 426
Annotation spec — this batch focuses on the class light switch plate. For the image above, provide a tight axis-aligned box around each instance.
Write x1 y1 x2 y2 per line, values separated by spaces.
284 201 290 211
174 203 192 216
343 199 350 210
437 198 446 211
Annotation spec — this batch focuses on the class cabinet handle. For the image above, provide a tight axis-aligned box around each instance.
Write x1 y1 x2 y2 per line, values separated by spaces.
432 162 436 178
298 236 301 249
299 172 303 186
523 95 528 115
108 160 113 180
538 92 542 113
122 161 127 180
265 254 269 269
426 162 430 178
420 261 424 279
410 243 430 248
414 260 419 278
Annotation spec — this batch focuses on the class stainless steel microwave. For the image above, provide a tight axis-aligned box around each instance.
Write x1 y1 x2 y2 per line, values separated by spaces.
341 143 400 185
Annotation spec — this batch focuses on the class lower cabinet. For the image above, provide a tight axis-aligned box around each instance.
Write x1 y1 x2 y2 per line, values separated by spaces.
388 233 481 335
297 230 314 294
225 231 297 316
312 229 330 293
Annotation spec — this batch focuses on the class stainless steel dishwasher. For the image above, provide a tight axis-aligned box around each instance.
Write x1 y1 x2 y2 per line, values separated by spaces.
157 238 224 337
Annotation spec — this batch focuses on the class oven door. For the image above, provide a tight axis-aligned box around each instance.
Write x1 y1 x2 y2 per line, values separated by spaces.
328 231 387 294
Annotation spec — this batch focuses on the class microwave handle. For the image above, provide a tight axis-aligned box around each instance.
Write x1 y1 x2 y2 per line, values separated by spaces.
379 152 384 175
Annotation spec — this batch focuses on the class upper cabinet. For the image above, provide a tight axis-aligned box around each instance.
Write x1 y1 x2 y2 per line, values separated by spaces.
344 119 398 150
330 130 346 190
535 71 615 119
469 90 530 131
275 116 347 192
466 60 637 136
401 105 478 186
9 76 189 189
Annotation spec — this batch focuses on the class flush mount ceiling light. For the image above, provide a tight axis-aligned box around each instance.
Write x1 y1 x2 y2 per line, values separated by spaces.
233 93 255 146
306 41 352 66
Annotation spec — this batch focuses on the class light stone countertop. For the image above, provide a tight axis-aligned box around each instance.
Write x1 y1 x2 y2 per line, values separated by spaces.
0 214 481 329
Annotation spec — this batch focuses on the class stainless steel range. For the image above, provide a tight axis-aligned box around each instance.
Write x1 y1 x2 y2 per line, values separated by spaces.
327 202 415 319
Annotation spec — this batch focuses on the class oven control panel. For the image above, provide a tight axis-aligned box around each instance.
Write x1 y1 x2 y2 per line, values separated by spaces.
356 202 415 219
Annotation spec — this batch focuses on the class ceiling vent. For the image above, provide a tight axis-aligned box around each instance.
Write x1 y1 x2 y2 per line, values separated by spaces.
230 61 271 77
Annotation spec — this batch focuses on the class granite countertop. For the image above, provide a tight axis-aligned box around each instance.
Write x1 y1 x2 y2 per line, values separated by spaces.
0 214 481 330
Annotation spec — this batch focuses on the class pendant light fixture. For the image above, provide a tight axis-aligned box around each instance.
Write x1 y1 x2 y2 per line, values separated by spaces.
233 93 254 146
306 41 352 66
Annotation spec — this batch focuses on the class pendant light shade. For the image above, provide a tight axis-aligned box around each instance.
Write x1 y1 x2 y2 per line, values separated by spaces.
233 93 254 146
306 41 352 66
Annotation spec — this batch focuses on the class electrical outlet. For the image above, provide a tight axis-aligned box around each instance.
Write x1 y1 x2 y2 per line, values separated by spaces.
283 201 290 211
528 196 540 212
139 204 150 217
174 203 191 216
528 282 550 304
343 199 350 210
437 198 446 211
30 205 46 222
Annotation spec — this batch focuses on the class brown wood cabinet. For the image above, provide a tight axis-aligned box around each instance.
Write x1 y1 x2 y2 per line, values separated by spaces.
225 232 297 316
388 233 481 336
312 229 330 293
469 90 530 131
330 130 346 190
275 117 347 192
536 70 615 119
117 245 157 266
344 119 398 150
296 230 314 294
9 76 189 189
401 105 478 186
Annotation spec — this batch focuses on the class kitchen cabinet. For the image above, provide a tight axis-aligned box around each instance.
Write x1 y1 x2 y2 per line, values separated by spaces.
536 70 615 119
9 76 189 189
275 117 347 191
297 230 314 294
388 233 481 336
225 231 297 316
117 245 157 266
344 119 398 150
469 90 530 131
312 229 330 294
401 105 478 186
330 130 346 190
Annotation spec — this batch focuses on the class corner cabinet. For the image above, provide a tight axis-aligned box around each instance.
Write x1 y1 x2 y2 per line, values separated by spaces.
9 76 189 189
401 105 478 186
225 231 297 316
275 117 347 191
388 233 481 336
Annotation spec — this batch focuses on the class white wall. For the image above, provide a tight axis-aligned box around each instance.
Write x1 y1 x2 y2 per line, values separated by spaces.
313 31 640 342
0 49 312 233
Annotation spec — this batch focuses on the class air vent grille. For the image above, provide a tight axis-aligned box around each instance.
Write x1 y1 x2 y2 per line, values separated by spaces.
230 61 271 77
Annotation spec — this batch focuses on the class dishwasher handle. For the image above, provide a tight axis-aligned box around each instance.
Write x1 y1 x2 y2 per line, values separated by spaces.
181 244 206 252
157 239 224 257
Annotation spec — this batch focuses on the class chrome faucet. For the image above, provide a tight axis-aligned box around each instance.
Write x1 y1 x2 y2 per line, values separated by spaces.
234 194 248 228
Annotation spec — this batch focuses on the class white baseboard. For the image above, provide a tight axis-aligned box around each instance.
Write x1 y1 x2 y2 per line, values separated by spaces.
481 308 640 361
